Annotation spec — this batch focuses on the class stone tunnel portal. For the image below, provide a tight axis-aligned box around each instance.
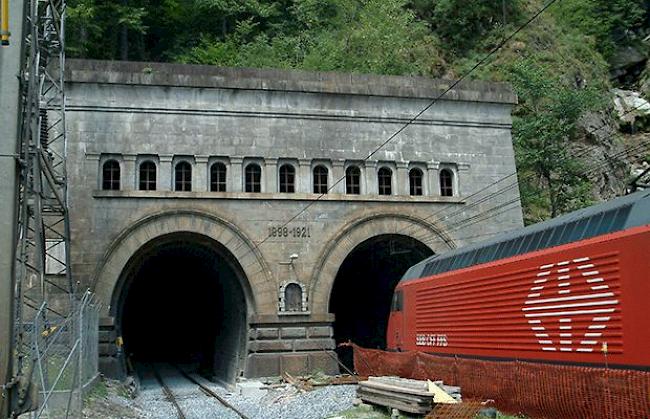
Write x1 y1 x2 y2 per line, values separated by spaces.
329 234 433 368
115 233 250 383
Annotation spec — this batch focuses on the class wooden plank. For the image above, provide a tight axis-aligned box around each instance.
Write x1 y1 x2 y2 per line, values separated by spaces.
357 392 432 414
357 387 433 405
359 380 434 397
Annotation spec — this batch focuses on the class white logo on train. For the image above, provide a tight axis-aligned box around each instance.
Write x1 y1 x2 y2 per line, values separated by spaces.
523 256 617 353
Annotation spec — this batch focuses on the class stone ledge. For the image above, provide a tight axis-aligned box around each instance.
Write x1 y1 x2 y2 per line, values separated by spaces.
66 59 517 105
92 189 465 204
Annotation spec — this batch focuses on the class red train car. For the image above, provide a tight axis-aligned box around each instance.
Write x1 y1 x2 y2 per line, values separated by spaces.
387 190 650 370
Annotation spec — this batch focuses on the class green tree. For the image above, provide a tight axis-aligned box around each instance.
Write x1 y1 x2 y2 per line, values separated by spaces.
509 60 602 222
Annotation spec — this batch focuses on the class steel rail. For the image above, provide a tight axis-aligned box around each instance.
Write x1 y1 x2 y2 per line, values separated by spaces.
172 365 251 419
150 365 187 419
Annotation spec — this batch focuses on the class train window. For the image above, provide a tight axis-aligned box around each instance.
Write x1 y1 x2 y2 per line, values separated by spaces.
559 220 579 244
568 217 590 242
594 209 617 236
475 247 490 264
423 261 436 276
548 224 566 248
391 290 403 312
527 230 545 253
511 236 526 256
537 229 553 250
518 234 535 254
610 205 631 231
583 212 604 240
449 255 462 271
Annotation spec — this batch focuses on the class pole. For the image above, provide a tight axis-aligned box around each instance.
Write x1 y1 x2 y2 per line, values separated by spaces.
0 0 24 417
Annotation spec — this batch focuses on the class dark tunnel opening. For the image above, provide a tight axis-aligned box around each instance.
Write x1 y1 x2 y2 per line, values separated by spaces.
117 233 248 384
329 234 433 370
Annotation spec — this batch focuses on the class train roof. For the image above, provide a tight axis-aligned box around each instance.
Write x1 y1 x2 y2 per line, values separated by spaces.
402 189 650 282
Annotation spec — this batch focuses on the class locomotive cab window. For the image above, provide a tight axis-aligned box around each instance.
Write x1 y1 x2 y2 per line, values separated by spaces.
391 290 403 312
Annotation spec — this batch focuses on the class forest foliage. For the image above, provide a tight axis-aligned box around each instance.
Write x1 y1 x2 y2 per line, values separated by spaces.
66 0 649 223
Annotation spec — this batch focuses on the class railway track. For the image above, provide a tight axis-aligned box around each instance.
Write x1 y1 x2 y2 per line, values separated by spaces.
148 363 250 419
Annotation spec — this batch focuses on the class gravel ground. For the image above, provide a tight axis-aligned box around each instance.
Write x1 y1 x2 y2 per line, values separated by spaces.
84 370 357 419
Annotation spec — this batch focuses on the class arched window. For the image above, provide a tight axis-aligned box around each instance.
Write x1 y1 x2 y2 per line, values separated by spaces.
378 167 392 195
440 169 454 197
245 163 261 193
409 168 423 196
102 160 120 190
210 162 227 192
313 165 328 194
175 161 192 191
284 283 303 312
138 161 156 191
279 164 295 193
345 166 361 194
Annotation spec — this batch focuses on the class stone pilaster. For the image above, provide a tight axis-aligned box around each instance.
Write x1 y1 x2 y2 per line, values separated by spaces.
230 157 243 192
298 159 311 193
427 161 440 196
265 158 278 193
123 155 136 191
365 160 378 195
159 154 173 191
396 161 409 195
331 159 345 194
195 155 209 192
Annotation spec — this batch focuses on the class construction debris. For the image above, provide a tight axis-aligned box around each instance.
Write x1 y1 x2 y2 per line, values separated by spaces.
356 376 462 415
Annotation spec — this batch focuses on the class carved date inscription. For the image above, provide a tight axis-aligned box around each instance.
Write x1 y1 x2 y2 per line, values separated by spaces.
268 225 311 239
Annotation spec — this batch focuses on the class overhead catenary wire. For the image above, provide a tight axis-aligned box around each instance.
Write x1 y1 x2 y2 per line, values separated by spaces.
230 0 562 257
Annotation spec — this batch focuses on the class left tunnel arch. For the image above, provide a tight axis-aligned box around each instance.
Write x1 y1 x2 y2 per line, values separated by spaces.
91 210 275 383
115 232 248 383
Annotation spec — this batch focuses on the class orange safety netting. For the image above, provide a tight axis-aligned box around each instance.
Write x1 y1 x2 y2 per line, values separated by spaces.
351 344 650 419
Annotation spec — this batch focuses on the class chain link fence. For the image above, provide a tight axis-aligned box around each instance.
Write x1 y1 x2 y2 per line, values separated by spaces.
18 291 100 419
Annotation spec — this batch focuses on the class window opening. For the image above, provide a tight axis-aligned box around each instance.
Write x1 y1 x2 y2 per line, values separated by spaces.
245 164 261 193
102 160 120 190
378 167 392 195
279 164 295 193
313 165 328 194
210 162 227 192
346 166 361 194
409 168 423 196
440 169 453 196
139 161 156 191
175 161 192 191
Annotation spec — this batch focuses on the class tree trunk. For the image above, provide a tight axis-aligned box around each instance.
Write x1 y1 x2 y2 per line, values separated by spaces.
120 0 128 60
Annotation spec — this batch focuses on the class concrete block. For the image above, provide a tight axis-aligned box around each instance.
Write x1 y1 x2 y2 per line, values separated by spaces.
293 338 335 352
245 353 280 377
308 352 341 375
249 340 293 353
98 356 126 381
281 327 306 339
256 328 279 340
280 353 309 376
307 326 332 338
99 330 116 343
98 343 118 356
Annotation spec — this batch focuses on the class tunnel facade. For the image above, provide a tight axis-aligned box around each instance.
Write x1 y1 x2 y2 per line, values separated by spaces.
65 60 523 378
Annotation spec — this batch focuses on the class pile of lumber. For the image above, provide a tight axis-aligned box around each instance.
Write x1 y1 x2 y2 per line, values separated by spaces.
357 376 460 415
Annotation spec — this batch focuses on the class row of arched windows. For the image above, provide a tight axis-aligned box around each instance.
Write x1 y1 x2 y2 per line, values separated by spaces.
101 159 455 197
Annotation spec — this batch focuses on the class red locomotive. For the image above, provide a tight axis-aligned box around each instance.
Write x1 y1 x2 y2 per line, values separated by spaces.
387 190 650 370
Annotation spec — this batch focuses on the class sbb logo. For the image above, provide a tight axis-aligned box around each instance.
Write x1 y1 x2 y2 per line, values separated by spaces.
523 256 617 353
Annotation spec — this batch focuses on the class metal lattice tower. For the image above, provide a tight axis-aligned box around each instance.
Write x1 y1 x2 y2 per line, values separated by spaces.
11 0 74 413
